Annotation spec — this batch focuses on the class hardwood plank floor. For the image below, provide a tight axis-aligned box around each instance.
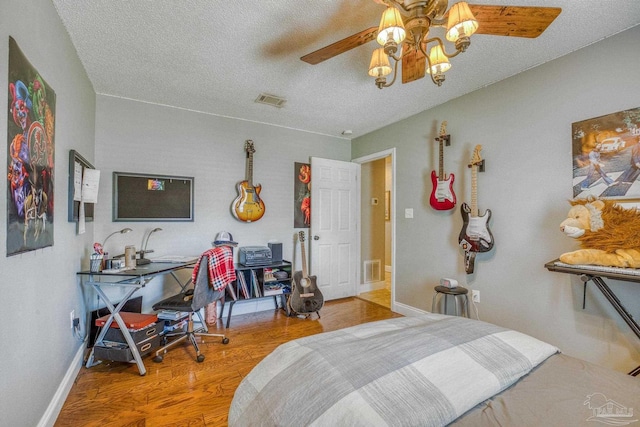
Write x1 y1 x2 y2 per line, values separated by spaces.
55 297 401 427
357 288 391 308
357 273 391 308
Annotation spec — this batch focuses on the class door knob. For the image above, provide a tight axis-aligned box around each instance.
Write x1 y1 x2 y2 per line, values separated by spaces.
313 235 319 240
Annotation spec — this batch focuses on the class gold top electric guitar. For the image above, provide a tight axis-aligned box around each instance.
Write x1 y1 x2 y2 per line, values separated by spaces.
232 140 265 222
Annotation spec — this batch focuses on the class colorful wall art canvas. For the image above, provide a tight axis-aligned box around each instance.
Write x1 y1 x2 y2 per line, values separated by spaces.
294 162 310 228
7 37 56 255
572 107 640 200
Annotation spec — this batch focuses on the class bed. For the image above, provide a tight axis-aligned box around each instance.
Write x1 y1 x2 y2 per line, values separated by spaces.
229 314 640 426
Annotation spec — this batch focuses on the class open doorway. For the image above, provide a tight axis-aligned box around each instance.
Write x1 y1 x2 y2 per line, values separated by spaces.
353 149 395 310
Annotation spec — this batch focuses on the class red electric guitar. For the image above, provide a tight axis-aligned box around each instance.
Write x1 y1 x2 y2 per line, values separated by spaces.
458 145 494 273
430 121 456 210
232 140 265 222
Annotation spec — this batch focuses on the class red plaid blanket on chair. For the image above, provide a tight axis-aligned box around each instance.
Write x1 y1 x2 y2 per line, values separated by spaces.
192 246 236 291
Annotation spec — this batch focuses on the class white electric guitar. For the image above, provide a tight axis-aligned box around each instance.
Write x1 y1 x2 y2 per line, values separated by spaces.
458 145 494 273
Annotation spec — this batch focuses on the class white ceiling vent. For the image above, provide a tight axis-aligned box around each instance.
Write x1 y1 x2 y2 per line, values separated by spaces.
255 93 286 108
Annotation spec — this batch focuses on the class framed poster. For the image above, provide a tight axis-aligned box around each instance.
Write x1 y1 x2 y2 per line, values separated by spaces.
572 107 640 200
294 162 310 228
7 37 56 256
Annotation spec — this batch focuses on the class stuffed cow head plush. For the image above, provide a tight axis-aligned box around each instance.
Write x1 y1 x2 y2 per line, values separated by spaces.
559 198 640 268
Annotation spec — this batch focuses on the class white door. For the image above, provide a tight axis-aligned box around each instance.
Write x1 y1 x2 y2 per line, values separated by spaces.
310 157 359 301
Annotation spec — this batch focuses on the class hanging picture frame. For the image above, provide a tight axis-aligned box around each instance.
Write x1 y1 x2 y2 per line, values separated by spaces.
572 107 640 200
7 37 56 256
294 162 310 228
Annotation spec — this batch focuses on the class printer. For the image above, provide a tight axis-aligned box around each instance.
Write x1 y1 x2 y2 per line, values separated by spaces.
239 246 272 266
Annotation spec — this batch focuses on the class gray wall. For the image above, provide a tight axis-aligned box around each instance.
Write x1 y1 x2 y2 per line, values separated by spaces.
353 25 640 373
92 95 351 314
1 0 96 426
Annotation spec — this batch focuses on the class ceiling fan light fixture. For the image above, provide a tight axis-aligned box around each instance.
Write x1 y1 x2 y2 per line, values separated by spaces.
368 48 392 77
446 1 478 42
377 7 406 46
427 44 451 75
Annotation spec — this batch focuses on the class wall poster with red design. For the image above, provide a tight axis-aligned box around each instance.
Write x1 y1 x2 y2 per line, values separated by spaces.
294 162 310 228
7 37 56 255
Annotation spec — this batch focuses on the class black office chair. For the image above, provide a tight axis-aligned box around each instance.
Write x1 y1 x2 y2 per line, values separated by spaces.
152 254 229 363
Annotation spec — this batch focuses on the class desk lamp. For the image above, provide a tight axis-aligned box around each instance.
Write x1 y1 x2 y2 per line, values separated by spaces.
94 227 132 254
137 227 162 265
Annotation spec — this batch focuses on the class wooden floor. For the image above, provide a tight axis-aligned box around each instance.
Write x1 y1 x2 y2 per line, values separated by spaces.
357 274 392 308
55 298 401 427
358 287 391 308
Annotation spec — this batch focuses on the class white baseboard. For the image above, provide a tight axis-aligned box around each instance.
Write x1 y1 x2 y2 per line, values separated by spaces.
38 341 86 427
392 301 428 317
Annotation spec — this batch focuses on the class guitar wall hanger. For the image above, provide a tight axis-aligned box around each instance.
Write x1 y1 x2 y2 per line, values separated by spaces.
468 159 485 173
436 134 451 147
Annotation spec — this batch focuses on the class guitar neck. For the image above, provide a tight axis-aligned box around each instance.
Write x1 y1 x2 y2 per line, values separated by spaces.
470 164 478 217
246 151 253 185
438 139 444 180
437 121 447 180
300 239 309 278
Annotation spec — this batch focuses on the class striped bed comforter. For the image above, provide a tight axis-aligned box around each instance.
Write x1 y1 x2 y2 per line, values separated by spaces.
228 314 558 426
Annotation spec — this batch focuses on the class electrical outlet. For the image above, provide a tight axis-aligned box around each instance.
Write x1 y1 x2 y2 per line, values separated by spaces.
472 290 480 303
70 310 75 329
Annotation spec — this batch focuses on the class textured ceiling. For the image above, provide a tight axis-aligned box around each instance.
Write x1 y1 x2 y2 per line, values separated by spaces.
52 0 640 139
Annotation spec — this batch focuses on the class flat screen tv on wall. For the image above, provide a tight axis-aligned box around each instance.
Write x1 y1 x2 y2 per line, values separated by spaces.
113 172 194 221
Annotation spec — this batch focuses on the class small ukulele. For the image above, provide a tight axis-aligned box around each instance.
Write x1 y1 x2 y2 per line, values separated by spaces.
458 145 494 273
232 140 265 222
289 231 324 317
430 121 456 210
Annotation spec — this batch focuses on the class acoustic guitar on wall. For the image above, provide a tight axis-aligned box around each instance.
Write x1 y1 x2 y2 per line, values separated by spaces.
430 121 456 210
289 231 324 317
232 140 265 222
458 145 493 273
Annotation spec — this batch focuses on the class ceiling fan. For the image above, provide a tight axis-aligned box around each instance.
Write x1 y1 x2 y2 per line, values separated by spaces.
300 0 561 88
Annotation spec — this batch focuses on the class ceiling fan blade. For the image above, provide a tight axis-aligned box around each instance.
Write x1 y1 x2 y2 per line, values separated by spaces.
301 27 378 65
467 5 561 38
401 46 426 84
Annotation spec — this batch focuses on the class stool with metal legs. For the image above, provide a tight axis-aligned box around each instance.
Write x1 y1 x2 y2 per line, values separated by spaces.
432 285 470 317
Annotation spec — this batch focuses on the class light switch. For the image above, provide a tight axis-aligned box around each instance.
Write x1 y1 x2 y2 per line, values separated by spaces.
405 208 413 219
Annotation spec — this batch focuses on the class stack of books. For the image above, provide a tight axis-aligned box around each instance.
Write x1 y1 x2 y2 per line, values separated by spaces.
263 281 284 296
157 310 189 321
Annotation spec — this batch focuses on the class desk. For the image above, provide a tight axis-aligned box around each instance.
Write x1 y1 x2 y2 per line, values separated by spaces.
545 259 640 376
78 261 196 375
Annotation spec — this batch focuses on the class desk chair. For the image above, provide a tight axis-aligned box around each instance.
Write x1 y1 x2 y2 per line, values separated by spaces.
152 254 229 363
